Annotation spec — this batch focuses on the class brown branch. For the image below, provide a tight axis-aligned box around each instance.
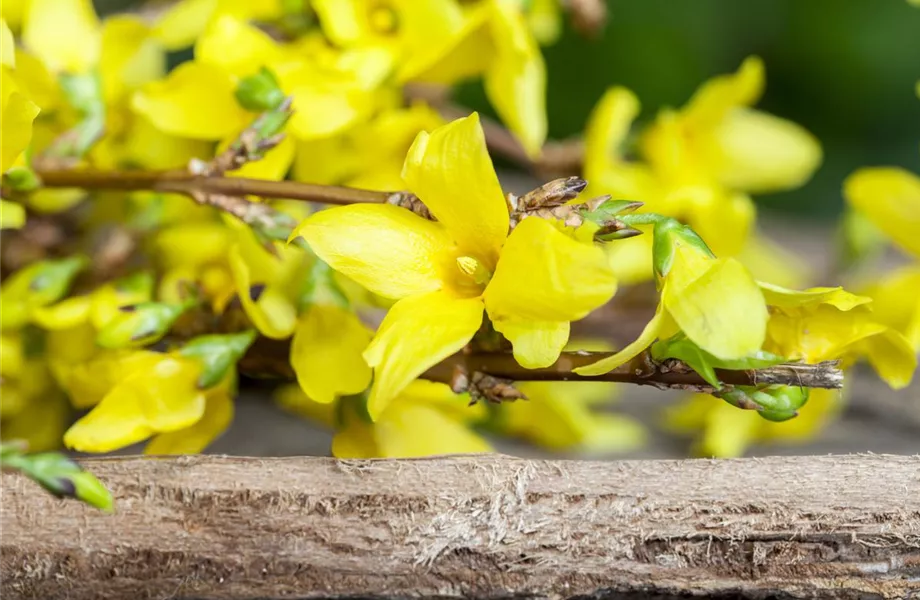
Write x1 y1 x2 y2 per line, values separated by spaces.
239 337 844 392
3 454 918 599
35 168 392 206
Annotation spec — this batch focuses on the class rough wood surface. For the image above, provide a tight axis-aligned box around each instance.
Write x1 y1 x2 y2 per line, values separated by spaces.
2 454 919 600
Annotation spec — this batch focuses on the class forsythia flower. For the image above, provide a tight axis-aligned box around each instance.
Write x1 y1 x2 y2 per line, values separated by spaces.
760 283 916 389
292 113 616 418
312 0 547 156
493 381 646 453
331 380 492 458
584 58 820 282
576 223 767 376
1 18 39 228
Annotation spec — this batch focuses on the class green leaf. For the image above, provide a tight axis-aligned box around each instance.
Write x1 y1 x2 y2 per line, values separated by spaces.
4 166 41 192
96 301 191 349
179 330 258 389
652 335 788 389
580 199 644 224
0 442 113 512
298 258 349 311
648 217 714 278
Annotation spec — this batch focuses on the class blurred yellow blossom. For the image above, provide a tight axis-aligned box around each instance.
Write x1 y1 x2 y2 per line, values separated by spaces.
663 388 843 458
761 283 916 389
332 380 491 458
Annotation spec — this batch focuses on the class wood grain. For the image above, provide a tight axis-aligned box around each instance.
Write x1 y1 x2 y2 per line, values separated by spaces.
2 454 919 599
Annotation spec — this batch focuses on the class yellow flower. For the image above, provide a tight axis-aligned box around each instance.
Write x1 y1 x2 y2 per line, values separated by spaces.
22 0 99 73
857 266 920 350
576 237 767 376
2 20 40 179
844 167 920 259
495 381 646 453
583 86 755 260
761 283 916 389
641 56 822 194
150 0 283 51
63 352 210 452
293 114 616 418
331 380 491 458
143 375 235 455
663 387 843 458
314 0 546 156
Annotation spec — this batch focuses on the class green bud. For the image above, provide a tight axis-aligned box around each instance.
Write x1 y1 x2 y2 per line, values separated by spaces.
3 166 41 192
0 256 89 328
235 67 286 112
96 301 190 349
717 385 809 422
68 471 114 512
179 330 257 389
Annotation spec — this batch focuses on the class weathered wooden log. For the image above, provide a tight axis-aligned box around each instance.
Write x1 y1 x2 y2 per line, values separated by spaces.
2 454 919 599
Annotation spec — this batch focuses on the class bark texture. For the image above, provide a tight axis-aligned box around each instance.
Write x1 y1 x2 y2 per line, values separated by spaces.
2 454 919 600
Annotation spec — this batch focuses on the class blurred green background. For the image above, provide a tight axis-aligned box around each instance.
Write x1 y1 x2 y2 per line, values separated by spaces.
463 0 920 219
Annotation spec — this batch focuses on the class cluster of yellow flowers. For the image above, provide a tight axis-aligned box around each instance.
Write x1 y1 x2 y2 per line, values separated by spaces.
1 0 917 465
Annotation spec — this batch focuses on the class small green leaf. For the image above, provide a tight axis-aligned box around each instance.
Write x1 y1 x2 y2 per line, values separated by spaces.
179 330 257 388
0 443 113 512
652 335 788 390
96 301 191 349
648 217 714 278
4 166 41 191
298 258 349 311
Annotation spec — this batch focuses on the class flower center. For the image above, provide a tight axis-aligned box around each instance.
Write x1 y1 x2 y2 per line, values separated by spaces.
368 3 399 35
455 255 492 287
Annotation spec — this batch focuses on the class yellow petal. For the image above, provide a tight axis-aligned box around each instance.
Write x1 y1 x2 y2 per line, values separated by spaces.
492 319 568 369
155 221 233 270
311 0 365 45
737 233 812 289
399 6 493 85
131 61 250 140
858 329 916 390
122 115 212 169
274 383 337 428
228 243 297 339
99 16 165 103
573 306 664 376
583 86 640 181
1 18 14 67
844 167 920 258
292 203 452 300
363 291 483 419
1 392 71 452
859 266 920 350
372 402 492 458
759 282 871 311
0 199 25 229
291 305 372 404
664 248 767 360
1 91 40 172
30 295 92 329
485 217 616 322
151 0 217 51
145 385 234 454
697 400 761 458
684 55 764 127
397 379 485 423
707 108 822 193
402 113 509 266
196 15 281 77
686 191 755 258
10 49 60 111
23 0 100 73
331 412 379 458
483 2 547 158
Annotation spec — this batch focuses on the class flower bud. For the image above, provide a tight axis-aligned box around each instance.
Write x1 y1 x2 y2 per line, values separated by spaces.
234 67 285 112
